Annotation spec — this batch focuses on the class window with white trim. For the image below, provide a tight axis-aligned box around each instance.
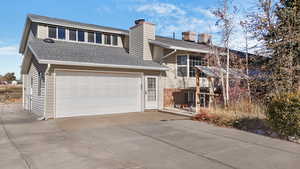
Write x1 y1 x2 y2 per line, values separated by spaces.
77 30 85 42
48 26 57 39
58 27 65 40
177 55 187 77
88 32 95 43
69 29 77 41
104 34 111 45
95 32 102 44
112 34 118 46
177 54 207 77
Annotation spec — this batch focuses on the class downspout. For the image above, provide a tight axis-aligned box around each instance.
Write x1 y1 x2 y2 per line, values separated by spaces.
159 49 177 64
42 64 51 120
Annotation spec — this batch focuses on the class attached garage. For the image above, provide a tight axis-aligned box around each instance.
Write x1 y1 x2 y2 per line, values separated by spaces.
55 70 143 118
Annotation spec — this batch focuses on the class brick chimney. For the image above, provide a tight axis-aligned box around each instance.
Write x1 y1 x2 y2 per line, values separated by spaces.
198 33 212 44
129 19 155 60
182 31 196 42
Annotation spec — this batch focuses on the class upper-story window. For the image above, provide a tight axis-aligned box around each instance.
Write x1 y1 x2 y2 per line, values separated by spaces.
189 55 205 77
47 26 119 46
112 35 118 46
177 55 188 77
88 32 94 43
104 34 111 45
69 29 77 41
48 26 57 39
78 30 85 42
58 27 65 40
95 32 102 44
177 55 207 77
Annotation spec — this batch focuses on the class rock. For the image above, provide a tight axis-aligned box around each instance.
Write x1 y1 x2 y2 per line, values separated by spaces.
270 132 279 138
255 129 266 135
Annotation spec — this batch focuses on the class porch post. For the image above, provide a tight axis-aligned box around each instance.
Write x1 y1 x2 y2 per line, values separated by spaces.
208 77 214 108
195 70 201 114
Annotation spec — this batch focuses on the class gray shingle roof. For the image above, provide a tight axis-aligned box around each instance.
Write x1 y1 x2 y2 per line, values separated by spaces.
195 66 248 79
28 39 166 70
151 36 211 53
28 14 129 35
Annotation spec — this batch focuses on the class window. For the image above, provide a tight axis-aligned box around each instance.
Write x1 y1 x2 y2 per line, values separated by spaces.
48 26 57 38
147 77 157 101
177 55 208 77
88 32 94 43
104 34 111 45
69 29 77 41
78 30 85 42
189 56 202 77
58 27 65 40
112 35 118 45
177 55 187 77
95 32 102 44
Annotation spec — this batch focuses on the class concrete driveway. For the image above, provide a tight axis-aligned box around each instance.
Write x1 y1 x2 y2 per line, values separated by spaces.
0 104 299 169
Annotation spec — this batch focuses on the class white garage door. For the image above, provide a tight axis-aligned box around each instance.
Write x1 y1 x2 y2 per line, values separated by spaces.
55 71 142 118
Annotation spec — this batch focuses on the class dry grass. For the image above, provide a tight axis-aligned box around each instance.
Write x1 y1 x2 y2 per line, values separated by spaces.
210 100 266 120
0 85 22 103
193 100 267 127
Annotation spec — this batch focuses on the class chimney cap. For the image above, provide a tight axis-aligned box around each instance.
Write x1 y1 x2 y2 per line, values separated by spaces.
135 19 145 25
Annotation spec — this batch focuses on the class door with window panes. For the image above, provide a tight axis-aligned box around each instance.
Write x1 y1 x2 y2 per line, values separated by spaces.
145 76 158 109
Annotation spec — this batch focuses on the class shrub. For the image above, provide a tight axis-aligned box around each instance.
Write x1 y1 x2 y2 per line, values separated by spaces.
266 91 300 137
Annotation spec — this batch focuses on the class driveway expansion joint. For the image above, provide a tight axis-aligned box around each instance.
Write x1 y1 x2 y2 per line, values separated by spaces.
123 126 240 169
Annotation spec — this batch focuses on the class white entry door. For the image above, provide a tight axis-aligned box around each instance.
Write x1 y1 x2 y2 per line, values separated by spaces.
145 76 158 109
55 70 142 118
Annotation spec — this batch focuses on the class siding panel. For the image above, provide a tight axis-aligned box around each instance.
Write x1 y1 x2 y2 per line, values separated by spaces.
27 58 46 116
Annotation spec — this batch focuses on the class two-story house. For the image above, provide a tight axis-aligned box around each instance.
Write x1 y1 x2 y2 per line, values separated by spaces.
20 14 221 118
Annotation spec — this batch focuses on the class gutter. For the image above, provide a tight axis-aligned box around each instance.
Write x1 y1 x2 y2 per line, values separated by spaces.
38 60 169 71
149 40 227 56
159 49 177 64
149 40 211 54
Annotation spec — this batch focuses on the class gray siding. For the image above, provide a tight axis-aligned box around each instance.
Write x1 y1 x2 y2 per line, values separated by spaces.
129 22 155 60
27 58 46 116
45 71 55 119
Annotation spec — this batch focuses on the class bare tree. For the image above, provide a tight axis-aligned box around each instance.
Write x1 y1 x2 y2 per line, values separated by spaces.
213 0 238 106
240 20 251 101
207 24 227 107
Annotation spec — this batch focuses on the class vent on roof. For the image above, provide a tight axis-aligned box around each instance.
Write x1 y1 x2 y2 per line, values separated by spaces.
43 38 55 43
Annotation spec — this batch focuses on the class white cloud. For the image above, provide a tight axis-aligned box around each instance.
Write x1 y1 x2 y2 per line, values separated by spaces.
194 7 215 18
96 6 113 13
0 45 19 56
134 2 210 38
136 3 185 16
133 2 258 52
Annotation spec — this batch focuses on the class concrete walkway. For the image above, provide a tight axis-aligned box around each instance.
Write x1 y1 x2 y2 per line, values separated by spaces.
0 104 299 169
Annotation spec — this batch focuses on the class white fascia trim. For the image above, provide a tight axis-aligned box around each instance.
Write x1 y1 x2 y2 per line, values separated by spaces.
38 59 169 71
149 40 211 54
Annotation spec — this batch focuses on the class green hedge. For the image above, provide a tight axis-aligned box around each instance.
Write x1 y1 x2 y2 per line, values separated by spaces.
266 91 300 137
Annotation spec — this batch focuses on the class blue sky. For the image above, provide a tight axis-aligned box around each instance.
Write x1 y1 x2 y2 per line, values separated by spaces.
0 0 256 78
